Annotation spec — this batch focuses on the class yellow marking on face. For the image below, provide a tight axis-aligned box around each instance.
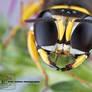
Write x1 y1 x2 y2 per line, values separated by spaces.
66 19 75 41
38 49 51 65
57 20 64 41
51 5 91 15
27 31 39 62
72 55 87 68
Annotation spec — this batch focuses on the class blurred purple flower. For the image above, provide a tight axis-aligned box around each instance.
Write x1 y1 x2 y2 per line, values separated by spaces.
8 0 18 17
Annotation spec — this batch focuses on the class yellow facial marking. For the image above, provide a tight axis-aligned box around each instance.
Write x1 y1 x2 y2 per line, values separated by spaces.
51 5 91 42
57 20 64 41
38 49 51 65
72 55 87 68
66 19 75 41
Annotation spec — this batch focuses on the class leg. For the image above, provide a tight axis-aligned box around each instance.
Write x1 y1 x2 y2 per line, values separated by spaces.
27 31 48 87
22 0 43 21
55 54 59 63
3 26 19 49
3 0 42 49
61 54 87 71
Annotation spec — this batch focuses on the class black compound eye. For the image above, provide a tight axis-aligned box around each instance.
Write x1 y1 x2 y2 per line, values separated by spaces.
34 11 58 46
71 17 92 52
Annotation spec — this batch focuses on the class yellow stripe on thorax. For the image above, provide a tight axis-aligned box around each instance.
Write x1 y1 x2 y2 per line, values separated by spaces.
51 5 69 9
51 5 91 15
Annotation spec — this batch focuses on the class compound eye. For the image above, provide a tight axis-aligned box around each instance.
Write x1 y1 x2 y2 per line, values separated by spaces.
71 17 92 52
34 11 58 46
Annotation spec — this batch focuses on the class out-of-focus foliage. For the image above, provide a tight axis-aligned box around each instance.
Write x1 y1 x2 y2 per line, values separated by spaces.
0 15 92 92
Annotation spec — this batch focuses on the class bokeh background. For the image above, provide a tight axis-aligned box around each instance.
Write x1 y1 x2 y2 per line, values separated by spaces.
0 0 92 92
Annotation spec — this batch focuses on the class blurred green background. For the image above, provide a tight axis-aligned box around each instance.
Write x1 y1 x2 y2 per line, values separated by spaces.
0 0 92 92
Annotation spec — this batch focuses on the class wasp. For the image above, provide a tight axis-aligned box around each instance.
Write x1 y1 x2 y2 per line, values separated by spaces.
25 0 92 88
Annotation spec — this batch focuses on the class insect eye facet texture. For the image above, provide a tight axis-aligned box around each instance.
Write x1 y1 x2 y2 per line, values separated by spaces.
34 11 58 46
71 17 92 52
